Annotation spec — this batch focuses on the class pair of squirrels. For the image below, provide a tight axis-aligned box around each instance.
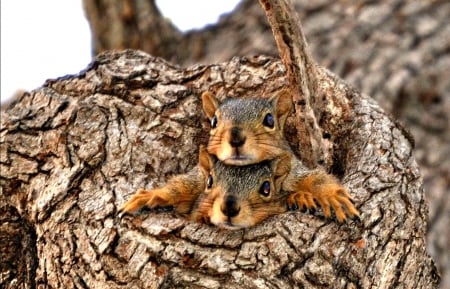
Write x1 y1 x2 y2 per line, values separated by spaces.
120 90 359 229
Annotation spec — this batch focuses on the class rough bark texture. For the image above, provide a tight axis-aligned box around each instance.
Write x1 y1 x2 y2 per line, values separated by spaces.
83 0 450 287
259 0 325 169
0 48 439 288
0 0 445 288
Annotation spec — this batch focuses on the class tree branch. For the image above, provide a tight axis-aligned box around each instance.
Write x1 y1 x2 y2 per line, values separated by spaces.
83 0 182 58
258 0 327 167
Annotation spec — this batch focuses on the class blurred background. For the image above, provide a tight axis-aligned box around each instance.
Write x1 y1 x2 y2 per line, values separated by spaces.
1 0 448 288
1 0 240 104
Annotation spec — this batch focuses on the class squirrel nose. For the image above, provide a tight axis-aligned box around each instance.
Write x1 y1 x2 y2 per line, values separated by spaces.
221 195 240 218
229 127 246 147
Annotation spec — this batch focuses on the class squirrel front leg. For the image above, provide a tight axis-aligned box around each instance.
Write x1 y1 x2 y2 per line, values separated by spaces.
119 166 205 216
188 193 214 224
284 164 359 222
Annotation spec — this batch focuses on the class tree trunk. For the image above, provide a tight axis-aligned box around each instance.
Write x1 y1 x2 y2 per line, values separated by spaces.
83 1 450 286
82 0 183 62
1 1 442 288
0 51 439 289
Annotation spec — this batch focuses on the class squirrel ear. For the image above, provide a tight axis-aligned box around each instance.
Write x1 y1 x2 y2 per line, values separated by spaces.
201 91 219 119
198 145 215 177
272 153 291 191
270 89 293 130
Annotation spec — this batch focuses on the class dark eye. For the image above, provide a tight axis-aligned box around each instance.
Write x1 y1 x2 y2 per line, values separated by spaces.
211 116 218 128
259 181 271 197
263 113 274 128
207 175 213 188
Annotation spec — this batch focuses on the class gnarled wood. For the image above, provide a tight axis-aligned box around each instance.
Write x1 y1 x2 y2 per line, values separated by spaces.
0 49 439 288
83 6 449 277
1 0 444 287
259 0 326 168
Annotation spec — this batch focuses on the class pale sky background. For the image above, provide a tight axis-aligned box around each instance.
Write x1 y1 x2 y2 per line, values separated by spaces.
1 0 241 105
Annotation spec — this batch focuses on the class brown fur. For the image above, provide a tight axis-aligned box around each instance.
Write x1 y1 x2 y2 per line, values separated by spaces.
196 150 290 229
120 90 360 227
286 171 359 222
202 90 360 223
201 90 293 165
119 148 208 217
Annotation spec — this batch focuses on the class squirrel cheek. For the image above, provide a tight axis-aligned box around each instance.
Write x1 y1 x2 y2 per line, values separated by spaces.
209 198 226 225
233 204 257 228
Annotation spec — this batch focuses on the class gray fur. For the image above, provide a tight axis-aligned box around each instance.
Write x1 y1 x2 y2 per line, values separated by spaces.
220 98 272 124
214 161 272 195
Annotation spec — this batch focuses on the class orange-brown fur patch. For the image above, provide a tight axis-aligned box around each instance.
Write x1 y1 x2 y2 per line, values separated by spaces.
287 173 359 222
208 184 287 229
202 90 293 166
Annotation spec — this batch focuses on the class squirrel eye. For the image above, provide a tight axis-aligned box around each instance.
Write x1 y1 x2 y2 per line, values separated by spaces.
207 175 213 188
259 181 271 197
211 116 218 128
263 113 274 128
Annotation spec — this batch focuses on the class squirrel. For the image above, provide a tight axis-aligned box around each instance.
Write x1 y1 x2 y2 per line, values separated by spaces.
201 90 359 222
119 145 208 222
119 146 290 229
194 148 291 229
119 90 359 226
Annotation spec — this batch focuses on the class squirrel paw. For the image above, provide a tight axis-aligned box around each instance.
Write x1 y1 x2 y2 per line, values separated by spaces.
287 185 359 222
119 188 170 214
314 184 359 222
287 191 317 213
189 195 213 225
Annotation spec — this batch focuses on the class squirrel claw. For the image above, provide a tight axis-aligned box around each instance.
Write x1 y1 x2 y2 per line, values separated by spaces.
119 188 162 214
353 214 362 223
286 185 359 223
287 191 317 213
287 202 299 211
117 209 135 218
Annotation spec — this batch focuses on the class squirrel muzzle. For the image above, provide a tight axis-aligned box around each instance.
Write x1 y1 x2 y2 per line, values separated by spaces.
221 195 241 217
229 127 246 148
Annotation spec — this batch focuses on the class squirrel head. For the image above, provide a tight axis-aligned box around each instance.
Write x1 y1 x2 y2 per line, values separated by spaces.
202 90 293 165
197 146 291 230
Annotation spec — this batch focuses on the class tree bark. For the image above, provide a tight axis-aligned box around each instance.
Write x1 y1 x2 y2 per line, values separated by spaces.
0 51 439 289
259 0 325 168
1 1 442 288
78 1 447 286
82 0 186 63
